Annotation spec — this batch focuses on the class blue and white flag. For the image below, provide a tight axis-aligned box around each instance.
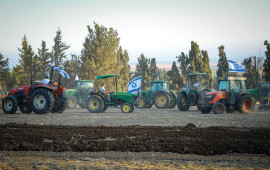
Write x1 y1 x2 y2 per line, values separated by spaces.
128 76 141 94
228 60 246 73
53 67 70 79
186 81 190 94
52 58 55 67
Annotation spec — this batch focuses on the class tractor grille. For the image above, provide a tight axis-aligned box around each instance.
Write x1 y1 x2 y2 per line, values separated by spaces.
206 94 216 102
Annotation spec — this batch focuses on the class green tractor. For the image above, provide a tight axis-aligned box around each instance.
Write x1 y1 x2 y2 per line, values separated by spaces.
64 80 95 109
176 73 211 111
247 82 270 111
86 74 138 113
136 81 176 109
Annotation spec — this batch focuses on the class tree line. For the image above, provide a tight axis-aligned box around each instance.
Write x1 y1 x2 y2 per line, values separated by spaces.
0 22 270 93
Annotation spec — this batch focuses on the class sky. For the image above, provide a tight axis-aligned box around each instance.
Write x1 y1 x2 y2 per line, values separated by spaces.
0 0 270 68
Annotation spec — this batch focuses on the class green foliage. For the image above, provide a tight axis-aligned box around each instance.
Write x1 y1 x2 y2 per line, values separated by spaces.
37 41 51 78
63 54 82 88
243 57 256 88
135 53 150 90
216 45 229 77
263 40 270 82
81 23 124 90
0 52 9 79
167 61 182 90
117 48 130 92
201 50 212 87
158 68 169 81
188 41 203 73
149 58 158 81
176 52 189 86
51 28 70 67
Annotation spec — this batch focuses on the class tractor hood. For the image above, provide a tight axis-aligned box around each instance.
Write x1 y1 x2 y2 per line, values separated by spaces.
206 91 226 96
205 91 227 103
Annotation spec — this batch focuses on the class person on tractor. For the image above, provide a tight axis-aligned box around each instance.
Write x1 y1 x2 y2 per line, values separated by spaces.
41 75 50 85
100 83 111 101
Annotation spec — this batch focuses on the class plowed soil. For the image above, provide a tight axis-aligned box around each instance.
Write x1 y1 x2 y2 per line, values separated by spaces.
1 123 269 156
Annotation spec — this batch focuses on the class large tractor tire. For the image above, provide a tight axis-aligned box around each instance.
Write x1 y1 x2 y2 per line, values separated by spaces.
167 93 176 109
19 105 32 114
51 94 68 113
176 92 190 111
2 96 18 114
212 102 225 114
154 92 170 109
135 97 146 108
86 95 104 113
67 96 77 109
198 90 210 111
30 88 54 114
237 95 254 114
121 103 134 113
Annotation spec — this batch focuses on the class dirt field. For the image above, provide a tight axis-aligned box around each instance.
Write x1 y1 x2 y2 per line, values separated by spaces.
0 106 270 169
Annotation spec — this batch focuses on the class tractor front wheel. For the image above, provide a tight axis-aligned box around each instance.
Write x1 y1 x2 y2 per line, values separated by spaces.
176 92 190 111
237 95 254 114
30 88 54 114
121 103 133 113
86 95 104 113
19 105 32 114
67 96 77 109
135 97 146 108
3 96 18 114
154 92 170 109
167 93 176 109
212 102 225 114
51 94 68 113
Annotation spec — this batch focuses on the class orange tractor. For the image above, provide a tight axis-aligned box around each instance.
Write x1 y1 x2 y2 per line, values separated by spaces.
198 77 254 114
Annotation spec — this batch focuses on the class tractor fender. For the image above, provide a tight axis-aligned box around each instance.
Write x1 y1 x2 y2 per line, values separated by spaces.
236 92 251 102
33 85 54 92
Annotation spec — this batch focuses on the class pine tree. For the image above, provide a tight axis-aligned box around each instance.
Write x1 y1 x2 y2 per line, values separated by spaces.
118 49 130 92
51 28 70 67
188 41 203 73
149 58 158 80
17 35 35 85
63 54 82 88
38 41 51 78
0 52 9 79
263 40 270 81
176 52 189 86
135 53 150 90
243 57 256 88
81 23 121 89
201 50 212 86
158 68 169 82
167 61 182 90
216 45 229 77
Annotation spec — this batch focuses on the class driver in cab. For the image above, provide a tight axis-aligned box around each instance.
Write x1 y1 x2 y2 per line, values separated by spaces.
100 83 111 101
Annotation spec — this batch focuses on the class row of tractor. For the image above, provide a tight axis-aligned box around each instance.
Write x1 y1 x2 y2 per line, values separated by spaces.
2 68 270 114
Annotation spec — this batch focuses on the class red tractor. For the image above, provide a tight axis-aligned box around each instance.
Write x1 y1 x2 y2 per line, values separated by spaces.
2 67 68 114
198 77 254 114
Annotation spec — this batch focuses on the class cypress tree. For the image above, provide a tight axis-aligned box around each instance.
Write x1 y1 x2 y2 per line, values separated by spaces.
201 50 212 86
0 52 9 79
188 41 203 73
38 41 51 78
243 57 256 88
216 45 229 77
167 61 182 90
263 40 270 81
149 58 158 81
176 52 189 86
135 54 150 90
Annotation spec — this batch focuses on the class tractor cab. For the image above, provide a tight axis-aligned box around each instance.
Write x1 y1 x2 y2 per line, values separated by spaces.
151 81 169 92
217 77 247 105
76 80 95 97
187 73 209 92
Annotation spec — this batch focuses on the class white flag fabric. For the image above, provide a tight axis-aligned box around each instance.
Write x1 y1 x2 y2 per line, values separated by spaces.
53 67 70 79
75 75 79 81
128 76 142 94
228 60 246 73
52 58 55 67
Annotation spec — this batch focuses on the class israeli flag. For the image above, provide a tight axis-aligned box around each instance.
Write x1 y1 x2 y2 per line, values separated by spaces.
53 67 70 79
186 81 190 94
128 76 141 94
52 58 55 67
228 60 246 73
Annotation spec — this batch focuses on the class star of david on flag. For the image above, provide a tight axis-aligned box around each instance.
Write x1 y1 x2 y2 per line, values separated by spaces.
228 60 246 73
128 76 142 94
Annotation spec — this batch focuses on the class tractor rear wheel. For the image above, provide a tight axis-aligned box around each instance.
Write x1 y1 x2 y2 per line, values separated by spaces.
135 97 146 108
237 95 254 114
67 96 77 109
154 92 170 109
176 92 190 111
86 95 104 113
3 96 18 114
212 102 225 114
19 105 32 114
121 103 133 113
167 93 176 108
30 88 54 114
